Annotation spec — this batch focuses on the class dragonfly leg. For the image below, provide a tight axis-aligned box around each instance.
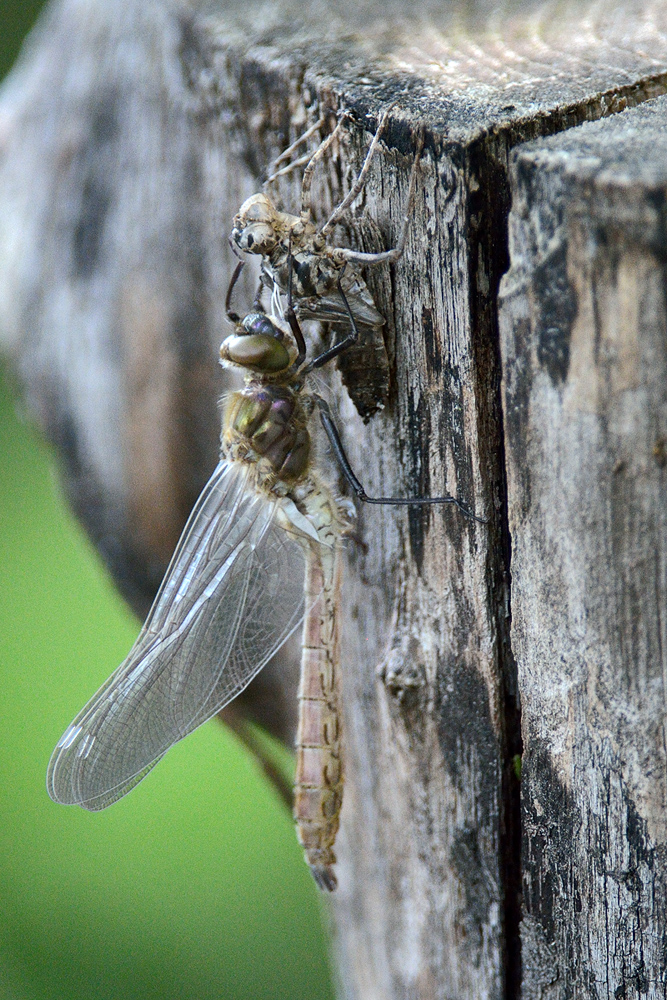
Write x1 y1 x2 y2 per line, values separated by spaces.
264 151 314 189
252 275 265 312
315 395 487 523
225 260 246 322
285 234 308 369
302 269 359 373
337 128 424 267
263 115 326 189
321 105 394 235
300 113 349 224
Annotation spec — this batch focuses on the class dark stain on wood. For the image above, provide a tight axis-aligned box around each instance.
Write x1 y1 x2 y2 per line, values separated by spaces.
404 387 430 573
450 825 495 951
533 240 577 386
72 92 118 278
523 741 667 999
421 305 441 378
436 654 498 825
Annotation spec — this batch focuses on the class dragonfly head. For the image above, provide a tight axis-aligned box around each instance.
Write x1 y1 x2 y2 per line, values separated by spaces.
231 193 281 254
220 312 294 374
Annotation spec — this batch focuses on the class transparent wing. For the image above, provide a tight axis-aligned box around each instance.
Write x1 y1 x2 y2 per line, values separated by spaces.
47 460 307 811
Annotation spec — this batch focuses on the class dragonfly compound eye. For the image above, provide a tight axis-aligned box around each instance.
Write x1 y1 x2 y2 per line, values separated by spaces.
232 193 279 254
220 333 291 373
241 313 283 339
232 222 278 253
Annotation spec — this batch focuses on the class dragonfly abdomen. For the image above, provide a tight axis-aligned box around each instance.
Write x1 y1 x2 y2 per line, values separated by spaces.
294 541 343 892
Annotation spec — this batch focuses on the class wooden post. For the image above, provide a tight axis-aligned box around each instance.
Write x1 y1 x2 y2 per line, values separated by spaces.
2 0 667 995
499 96 667 997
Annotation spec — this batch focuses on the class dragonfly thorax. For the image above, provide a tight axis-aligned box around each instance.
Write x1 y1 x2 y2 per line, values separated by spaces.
266 245 343 301
223 384 311 482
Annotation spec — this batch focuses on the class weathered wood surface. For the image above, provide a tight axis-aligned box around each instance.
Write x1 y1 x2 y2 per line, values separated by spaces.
499 97 667 998
2 0 667 997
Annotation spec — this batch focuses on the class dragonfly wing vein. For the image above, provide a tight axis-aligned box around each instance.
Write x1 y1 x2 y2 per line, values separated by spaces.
47 461 307 811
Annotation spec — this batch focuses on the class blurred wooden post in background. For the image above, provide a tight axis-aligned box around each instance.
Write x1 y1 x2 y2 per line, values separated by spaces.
1 1 667 996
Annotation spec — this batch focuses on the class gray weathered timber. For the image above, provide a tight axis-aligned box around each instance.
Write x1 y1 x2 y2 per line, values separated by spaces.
0 0 222 615
3 0 667 996
499 96 667 998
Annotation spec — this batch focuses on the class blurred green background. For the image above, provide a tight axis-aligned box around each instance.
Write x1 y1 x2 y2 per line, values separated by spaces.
0 5 334 999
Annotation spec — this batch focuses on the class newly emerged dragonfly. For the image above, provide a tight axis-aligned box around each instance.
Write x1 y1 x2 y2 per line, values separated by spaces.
47 251 482 891
231 107 423 420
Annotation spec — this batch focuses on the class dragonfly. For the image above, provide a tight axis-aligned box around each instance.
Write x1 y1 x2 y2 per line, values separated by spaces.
47 248 483 891
230 107 423 421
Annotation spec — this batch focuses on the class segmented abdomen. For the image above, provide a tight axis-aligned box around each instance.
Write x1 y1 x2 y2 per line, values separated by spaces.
294 541 343 891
